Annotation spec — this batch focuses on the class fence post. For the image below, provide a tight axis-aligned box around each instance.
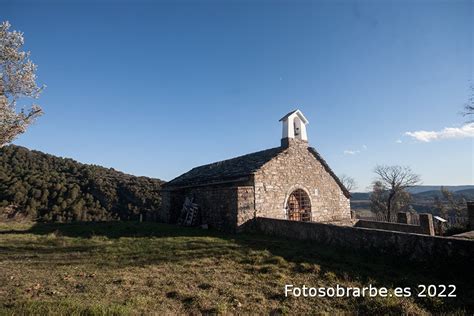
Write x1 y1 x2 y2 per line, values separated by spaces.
397 212 410 224
419 213 435 236
468 201 474 230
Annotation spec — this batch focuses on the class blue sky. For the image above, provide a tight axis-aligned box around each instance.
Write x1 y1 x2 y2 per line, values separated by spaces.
3 0 473 190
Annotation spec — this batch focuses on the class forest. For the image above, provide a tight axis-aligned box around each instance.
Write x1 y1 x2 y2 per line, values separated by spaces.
0 145 164 222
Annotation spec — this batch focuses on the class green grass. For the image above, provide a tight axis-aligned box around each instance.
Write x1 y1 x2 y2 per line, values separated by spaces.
0 221 472 315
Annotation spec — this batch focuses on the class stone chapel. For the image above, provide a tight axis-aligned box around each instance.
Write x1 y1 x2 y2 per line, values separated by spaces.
160 110 351 232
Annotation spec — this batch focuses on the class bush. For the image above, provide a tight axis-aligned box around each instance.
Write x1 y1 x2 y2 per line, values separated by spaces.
444 223 470 236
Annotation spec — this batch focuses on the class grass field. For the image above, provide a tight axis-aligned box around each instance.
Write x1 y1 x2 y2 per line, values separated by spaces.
0 221 472 315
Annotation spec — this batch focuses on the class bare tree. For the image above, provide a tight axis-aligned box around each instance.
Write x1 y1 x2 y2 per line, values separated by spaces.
339 174 357 192
434 195 448 218
369 180 388 215
373 165 421 221
462 84 473 122
439 186 467 217
0 21 44 146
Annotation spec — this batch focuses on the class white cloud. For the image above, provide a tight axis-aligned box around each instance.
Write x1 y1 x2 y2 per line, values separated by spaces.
405 123 474 142
344 144 367 155
344 150 360 155
395 139 402 143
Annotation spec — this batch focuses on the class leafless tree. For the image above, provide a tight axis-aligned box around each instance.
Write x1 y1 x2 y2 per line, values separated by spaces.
434 195 448 219
439 187 467 217
0 21 44 146
373 165 421 221
369 180 388 215
462 84 473 122
339 174 357 192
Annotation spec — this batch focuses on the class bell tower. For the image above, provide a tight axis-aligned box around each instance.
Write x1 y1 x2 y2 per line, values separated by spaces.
279 109 309 148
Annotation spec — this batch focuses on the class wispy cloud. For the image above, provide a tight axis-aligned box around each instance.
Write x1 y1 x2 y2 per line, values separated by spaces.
395 139 402 143
343 144 367 155
405 123 474 142
344 150 360 155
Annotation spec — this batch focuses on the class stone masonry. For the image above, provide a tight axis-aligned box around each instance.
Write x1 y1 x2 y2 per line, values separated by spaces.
254 139 350 223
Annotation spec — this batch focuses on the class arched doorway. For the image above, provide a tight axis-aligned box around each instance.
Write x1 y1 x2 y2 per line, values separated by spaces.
286 189 311 222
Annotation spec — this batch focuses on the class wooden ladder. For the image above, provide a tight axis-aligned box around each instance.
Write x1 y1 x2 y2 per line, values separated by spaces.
179 197 199 226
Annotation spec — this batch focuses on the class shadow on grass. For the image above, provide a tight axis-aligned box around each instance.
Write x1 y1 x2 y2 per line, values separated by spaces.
1 221 470 273
0 221 218 238
0 222 474 304
1 220 473 312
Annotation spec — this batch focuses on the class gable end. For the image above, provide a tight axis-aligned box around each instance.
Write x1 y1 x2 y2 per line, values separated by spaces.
307 147 351 198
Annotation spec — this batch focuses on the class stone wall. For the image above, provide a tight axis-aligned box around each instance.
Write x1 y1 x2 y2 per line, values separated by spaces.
253 140 350 223
160 185 254 232
246 217 474 265
355 213 435 236
160 190 194 224
159 191 172 223
355 220 424 234
193 186 237 231
236 186 255 228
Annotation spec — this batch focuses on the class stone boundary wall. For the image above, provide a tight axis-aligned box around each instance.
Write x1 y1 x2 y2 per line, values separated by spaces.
245 217 474 265
354 213 434 236
354 213 435 236
354 220 425 234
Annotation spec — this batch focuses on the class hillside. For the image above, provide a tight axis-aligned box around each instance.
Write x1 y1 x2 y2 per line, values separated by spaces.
0 221 472 314
456 188 474 199
350 188 473 214
353 186 474 197
0 145 164 222
406 185 474 194
351 189 474 202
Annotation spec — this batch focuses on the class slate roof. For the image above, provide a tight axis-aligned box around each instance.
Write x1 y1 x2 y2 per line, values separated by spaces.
162 147 285 189
163 145 351 198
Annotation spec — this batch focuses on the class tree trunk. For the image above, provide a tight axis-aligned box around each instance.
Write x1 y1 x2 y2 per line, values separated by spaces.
387 191 396 222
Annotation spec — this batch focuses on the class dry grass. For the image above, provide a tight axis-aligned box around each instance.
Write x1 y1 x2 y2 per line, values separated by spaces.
0 221 472 315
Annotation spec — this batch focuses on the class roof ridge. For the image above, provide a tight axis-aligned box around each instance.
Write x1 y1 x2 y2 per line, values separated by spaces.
189 146 283 170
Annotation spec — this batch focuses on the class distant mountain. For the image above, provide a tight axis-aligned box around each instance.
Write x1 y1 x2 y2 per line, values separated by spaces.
411 190 444 199
354 185 474 195
449 188 474 200
406 185 474 194
351 188 474 201
457 188 474 196
350 192 370 200
411 189 474 200
0 145 164 222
